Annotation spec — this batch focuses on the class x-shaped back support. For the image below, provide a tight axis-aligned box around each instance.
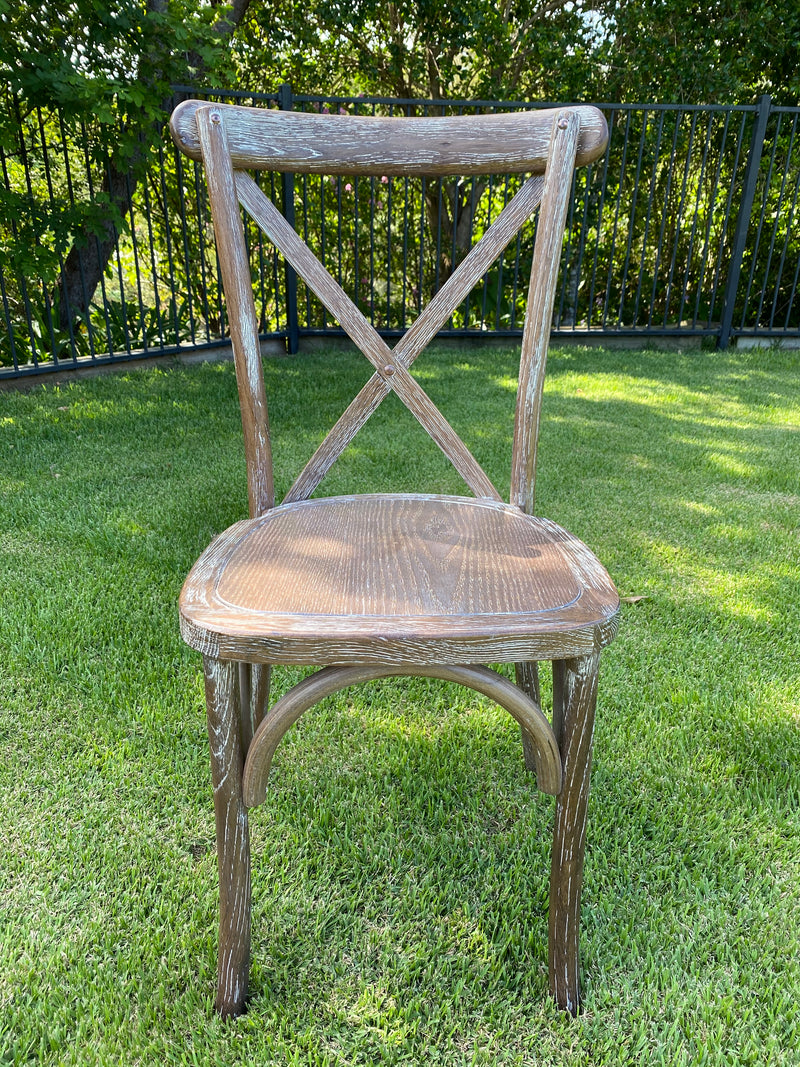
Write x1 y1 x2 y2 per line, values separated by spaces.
236 172 544 503
191 104 585 518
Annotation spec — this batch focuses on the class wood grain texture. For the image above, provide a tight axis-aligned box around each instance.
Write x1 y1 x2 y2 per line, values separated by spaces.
237 661 271 751
184 620 617 668
170 102 619 1018
250 662 271 737
281 174 545 503
242 664 561 806
235 173 501 501
515 661 542 773
180 494 620 665
203 655 251 1018
170 102 609 175
237 661 253 751
548 653 599 1015
196 109 274 518
511 110 580 515
180 488 618 640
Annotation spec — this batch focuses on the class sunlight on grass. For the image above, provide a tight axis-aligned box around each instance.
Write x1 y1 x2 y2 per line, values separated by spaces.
1 342 799 1065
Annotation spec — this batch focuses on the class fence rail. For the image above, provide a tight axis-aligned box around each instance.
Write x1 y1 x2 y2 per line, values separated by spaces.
1 86 799 379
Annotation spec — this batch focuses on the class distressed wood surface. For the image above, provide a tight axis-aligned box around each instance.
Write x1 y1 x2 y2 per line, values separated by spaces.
179 494 620 664
277 174 545 503
237 661 271 752
242 663 561 806
184 618 617 668
237 661 252 751
515 661 542 772
203 655 251 1018
195 109 273 519
548 653 599 1014
171 102 609 175
235 173 501 501
170 102 617 1018
250 662 271 736
511 110 581 515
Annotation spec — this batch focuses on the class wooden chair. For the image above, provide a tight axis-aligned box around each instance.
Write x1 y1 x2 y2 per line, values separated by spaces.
169 100 618 1018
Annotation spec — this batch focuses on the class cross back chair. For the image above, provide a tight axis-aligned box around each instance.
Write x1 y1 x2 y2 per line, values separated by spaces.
169 99 619 1019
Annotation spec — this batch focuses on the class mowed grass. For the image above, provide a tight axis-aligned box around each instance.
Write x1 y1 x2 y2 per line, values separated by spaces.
1 342 799 1066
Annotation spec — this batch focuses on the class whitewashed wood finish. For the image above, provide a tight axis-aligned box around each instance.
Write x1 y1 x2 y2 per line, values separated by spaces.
241 663 561 805
235 173 501 501
237 662 253 751
278 174 546 503
237 661 271 751
171 102 609 175
250 662 271 736
170 103 618 1018
185 620 616 669
203 655 251 1018
548 653 599 1014
511 110 580 515
196 109 274 518
515 661 542 773
179 494 620 665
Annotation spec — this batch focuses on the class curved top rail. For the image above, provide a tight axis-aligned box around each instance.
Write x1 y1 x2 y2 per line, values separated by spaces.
169 101 609 175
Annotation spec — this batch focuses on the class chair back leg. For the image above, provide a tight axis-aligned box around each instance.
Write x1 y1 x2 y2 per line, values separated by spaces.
548 653 600 1014
203 655 252 1018
514 661 541 772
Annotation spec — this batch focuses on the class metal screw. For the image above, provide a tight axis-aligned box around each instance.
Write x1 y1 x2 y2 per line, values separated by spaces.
210 111 221 125
557 117 569 129
382 364 395 376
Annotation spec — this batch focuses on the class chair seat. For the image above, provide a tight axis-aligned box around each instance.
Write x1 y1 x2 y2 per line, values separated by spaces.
180 494 619 665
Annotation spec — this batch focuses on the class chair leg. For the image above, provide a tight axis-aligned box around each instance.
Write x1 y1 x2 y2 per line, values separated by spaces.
203 655 251 1018
548 652 600 1015
237 661 272 751
251 663 271 737
515 662 541 772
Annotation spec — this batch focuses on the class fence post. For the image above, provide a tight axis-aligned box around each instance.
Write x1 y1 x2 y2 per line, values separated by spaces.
279 83 300 354
717 94 771 350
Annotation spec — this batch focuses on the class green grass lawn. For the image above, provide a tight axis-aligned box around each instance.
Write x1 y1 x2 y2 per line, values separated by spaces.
1 342 799 1065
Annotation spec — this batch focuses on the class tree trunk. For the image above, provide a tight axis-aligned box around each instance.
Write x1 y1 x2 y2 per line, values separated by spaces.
58 150 140 332
57 0 253 333
424 178 488 292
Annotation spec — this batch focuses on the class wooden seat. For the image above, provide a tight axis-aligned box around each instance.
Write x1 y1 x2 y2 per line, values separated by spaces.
181 494 617 660
170 99 617 1019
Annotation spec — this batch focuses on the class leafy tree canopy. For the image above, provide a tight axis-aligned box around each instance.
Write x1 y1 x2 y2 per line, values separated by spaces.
0 0 251 322
0 0 228 123
235 0 603 101
1 0 797 345
595 0 800 105
2 0 797 123
231 0 798 105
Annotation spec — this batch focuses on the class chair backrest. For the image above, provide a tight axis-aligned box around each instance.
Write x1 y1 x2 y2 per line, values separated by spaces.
170 102 608 519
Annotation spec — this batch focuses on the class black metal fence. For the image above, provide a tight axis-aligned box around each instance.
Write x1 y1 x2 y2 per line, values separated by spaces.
1 87 799 379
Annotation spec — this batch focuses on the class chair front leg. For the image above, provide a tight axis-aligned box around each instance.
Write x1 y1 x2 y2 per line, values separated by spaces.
548 652 600 1015
203 655 251 1018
